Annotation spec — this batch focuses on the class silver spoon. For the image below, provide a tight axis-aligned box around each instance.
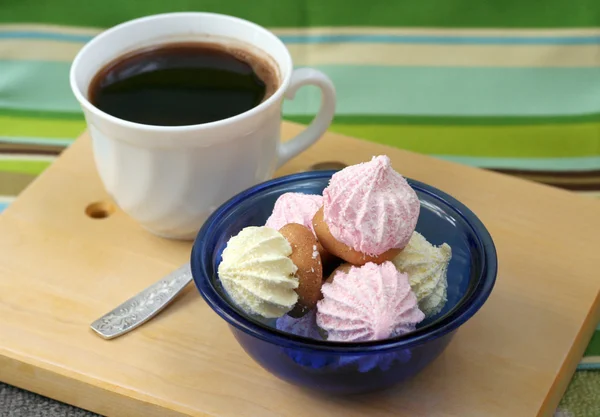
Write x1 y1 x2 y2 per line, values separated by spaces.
90 263 192 339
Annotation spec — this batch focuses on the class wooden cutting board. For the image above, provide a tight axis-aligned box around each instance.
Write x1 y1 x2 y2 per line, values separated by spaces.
0 123 599 417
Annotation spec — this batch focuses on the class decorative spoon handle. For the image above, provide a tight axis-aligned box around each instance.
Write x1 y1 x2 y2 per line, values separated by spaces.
90 263 192 339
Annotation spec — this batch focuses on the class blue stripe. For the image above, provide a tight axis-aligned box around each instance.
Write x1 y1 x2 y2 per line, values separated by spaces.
433 156 600 172
4 30 600 46
0 202 9 213
0 31 93 43
577 362 600 370
0 136 74 147
279 34 600 45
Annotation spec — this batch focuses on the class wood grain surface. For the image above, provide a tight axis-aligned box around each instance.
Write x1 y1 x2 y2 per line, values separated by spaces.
0 123 599 417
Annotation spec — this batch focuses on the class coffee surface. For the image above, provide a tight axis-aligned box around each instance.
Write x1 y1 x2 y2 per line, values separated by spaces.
88 42 277 126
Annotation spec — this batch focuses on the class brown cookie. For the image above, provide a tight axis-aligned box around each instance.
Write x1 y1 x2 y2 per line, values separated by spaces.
279 223 323 317
312 207 401 266
316 241 333 265
315 240 341 277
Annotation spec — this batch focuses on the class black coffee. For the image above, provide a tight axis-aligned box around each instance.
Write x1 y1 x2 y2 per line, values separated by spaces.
88 42 278 126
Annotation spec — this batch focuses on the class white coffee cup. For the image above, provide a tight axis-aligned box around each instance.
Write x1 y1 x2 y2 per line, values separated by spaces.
70 12 336 240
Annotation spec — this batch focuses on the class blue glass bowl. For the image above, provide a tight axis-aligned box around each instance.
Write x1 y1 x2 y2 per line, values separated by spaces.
191 171 497 395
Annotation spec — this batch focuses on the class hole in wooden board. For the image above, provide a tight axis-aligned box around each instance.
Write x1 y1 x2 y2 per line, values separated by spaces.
85 201 115 219
309 161 348 171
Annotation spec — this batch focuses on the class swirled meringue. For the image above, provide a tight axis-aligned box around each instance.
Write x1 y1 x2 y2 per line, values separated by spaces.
392 231 452 317
316 261 424 342
218 226 298 318
323 155 420 256
265 193 323 234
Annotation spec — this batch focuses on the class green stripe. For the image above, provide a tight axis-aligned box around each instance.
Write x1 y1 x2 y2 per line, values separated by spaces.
0 0 599 28
0 116 86 138
326 123 600 158
282 65 600 117
6 100 600 129
21 106 600 127
7 60 600 117
0 60 80 113
6 105 600 128
287 113 600 126
0 159 52 175
0 108 84 120
584 330 600 357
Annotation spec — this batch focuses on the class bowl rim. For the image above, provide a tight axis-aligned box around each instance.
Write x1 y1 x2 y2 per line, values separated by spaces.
191 170 498 353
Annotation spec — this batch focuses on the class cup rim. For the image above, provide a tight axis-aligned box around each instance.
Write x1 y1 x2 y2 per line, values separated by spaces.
191 170 498 354
69 11 293 132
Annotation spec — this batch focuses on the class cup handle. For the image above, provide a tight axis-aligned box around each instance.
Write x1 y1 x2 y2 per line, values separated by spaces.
277 68 336 168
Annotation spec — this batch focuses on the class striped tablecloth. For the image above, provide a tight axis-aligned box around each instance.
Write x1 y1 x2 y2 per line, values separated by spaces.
0 1 598 415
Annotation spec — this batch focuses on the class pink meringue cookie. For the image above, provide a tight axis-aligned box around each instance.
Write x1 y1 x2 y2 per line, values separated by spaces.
316 261 424 342
266 193 323 234
323 155 420 256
